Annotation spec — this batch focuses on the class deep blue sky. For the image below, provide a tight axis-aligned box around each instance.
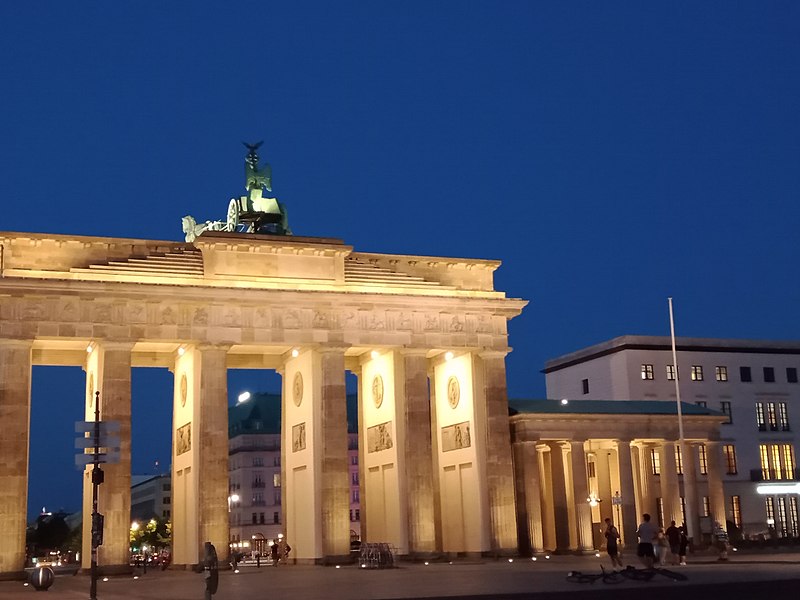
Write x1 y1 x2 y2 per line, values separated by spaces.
3 2 799 519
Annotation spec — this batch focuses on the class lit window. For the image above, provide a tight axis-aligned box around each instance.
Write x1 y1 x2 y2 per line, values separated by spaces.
756 403 766 431
650 448 661 475
702 496 710 517
764 367 775 383
778 498 788 538
765 497 775 526
782 444 795 477
723 444 737 475
698 445 708 475
715 366 728 382
730 496 742 528
790 498 799 538
767 403 778 431
779 403 790 431
720 401 732 424
641 364 654 380
675 445 683 474
273 473 281 488
666 365 677 381
740 366 752 382
656 497 665 527
691 366 704 381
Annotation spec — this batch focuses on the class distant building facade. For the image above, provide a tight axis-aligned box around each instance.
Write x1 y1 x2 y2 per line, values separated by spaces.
130 474 172 522
227 393 360 555
544 336 800 539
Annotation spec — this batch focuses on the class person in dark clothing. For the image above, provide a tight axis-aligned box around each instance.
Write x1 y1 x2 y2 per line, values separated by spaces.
665 520 682 565
203 542 219 600
678 525 690 565
270 540 280 566
603 517 623 568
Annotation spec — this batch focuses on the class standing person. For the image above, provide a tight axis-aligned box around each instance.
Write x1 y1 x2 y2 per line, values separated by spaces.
678 525 689 566
713 521 730 561
635 513 657 568
665 521 682 565
603 518 624 569
655 527 669 566
203 542 219 600
270 539 280 567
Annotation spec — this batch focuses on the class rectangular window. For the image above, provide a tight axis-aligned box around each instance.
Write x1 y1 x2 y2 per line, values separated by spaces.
767 403 778 431
715 366 728 382
351 472 359 485
779 403 790 431
778 498 788 538
760 444 771 480
273 473 281 488
355 509 360 521
675 445 683 475
698 444 708 475
723 444 737 475
650 447 661 475
274 491 281 505
260 512 265 524
756 403 766 431
764 367 775 383
771 445 783 479
782 444 795 478
641 364 654 380
740 366 752 382
695 401 707 408
582 378 589 395
679 497 686 525
702 496 710 517
252 513 257 525
765 497 776 525
352 489 360 503
691 365 704 381
656 497 665 527
730 496 742 528
253 457 264 467
788 367 799 384
719 401 732 424
274 512 280 524
790 498 799 538
666 365 676 381
273 456 280 466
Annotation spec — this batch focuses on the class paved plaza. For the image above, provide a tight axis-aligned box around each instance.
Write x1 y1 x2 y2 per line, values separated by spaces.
2 551 799 600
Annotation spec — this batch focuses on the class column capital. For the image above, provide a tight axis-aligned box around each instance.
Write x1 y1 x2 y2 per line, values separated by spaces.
195 343 232 353
398 347 430 358
95 340 135 352
0 338 34 349
614 439 633 446
535 443 550 453
478 348 510 360
316 345 349 356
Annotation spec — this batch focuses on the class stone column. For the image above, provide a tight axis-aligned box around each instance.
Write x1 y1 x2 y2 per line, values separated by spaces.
569 441 595 553
400 350 436 555
82 342 133 572
548 442 572 552
0 339 32 576
537 444 556 552
637 443 657 517
705 441 727 530
318 347 350 558
615 440 638 547
476 351 518 553
513 441 544 554
681 442 701 541
660 441 681 525
196 345 231 562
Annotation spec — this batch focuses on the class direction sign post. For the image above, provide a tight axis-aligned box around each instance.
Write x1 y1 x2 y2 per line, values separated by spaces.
75 391 120 600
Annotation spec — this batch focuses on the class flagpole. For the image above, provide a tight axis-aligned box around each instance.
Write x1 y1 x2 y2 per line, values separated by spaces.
668 298 697 542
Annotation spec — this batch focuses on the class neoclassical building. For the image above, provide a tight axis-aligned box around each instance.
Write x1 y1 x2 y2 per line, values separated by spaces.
0 230 525 576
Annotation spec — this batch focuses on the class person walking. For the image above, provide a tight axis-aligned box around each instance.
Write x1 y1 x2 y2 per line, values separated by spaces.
635 513 657 568
665 520 682 565
678 524 689 566
603 517 624 569
655 527 669 566
203 542 219 600
713 521 730 561
270 539 280 567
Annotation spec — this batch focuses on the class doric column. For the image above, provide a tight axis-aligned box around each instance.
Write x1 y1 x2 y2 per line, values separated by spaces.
660 441 681 525
81 342 133 571
195 345 231 562
513 441 544 554
569 441 595 553
548 442 572 552
537 444 556 551
0 339 32 576
318 347 351 558
681 442 701 541
476 351 517 553
400 349 436 555
615 440 638 547
705 441 727 530
637 443 657 517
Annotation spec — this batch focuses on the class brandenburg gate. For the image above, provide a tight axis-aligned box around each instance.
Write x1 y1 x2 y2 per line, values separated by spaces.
0 227 527 575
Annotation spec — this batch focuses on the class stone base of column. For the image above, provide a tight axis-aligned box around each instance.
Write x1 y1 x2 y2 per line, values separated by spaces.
79 564 133 576
0 570 27 582
481 548 517 559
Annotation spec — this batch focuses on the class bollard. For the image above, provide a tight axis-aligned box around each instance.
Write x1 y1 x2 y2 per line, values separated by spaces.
30 566 55 591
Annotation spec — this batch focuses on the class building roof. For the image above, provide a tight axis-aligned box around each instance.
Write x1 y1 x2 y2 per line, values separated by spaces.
509 398 721 417
543 335 800 373
131 474 169 489
228 392 359 437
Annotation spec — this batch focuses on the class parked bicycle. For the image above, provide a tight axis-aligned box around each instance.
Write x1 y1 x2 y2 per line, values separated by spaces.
566 566 624 584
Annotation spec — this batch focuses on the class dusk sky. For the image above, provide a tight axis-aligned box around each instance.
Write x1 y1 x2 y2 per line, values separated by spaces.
2 2 799 519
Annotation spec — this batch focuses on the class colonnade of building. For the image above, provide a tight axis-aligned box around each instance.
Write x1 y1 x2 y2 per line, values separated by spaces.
513 437 728 554
0 339 519 575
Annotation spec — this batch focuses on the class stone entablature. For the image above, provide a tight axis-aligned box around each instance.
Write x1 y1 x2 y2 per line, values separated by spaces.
0 231 509 299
